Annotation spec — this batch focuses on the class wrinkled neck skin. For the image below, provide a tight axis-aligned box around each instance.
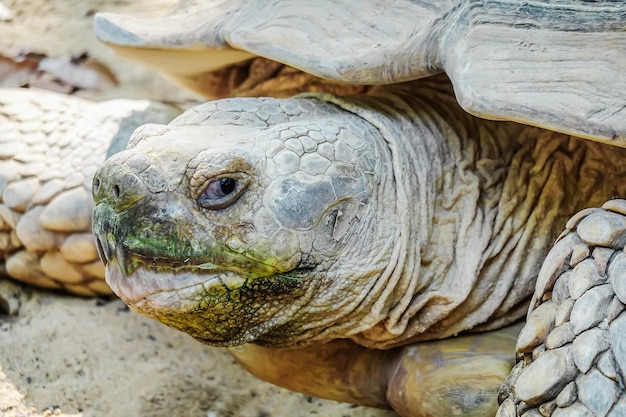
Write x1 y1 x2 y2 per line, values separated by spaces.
302 79 529 348
313 78 625 349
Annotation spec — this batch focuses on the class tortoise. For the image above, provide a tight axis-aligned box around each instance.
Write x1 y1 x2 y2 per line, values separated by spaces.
2 0 626 416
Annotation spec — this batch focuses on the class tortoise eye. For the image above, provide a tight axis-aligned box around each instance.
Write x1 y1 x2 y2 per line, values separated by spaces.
213 178 236 197
198 177 247 210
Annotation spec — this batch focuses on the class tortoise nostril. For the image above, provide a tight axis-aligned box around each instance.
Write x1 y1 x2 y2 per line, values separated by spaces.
95 162 150 209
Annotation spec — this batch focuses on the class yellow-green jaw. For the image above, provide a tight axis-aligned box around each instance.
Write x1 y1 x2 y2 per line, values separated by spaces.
93 190 309 346
103 261 307 346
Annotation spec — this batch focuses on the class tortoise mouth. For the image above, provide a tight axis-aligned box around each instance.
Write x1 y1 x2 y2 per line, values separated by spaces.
99 239 294 305
104 259 244 306
95 229 279 277
104 258 310 346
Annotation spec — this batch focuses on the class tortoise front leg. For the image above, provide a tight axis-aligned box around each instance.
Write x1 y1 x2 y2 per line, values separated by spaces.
228 338 394 409
498 200 626 417
387 325 519 417
228 324 519 417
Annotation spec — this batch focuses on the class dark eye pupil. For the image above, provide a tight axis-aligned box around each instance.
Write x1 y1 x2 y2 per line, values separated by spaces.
220 178 236 195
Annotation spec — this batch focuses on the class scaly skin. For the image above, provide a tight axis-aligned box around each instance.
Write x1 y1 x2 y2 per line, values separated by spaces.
498 201 626 416
92 77 626 415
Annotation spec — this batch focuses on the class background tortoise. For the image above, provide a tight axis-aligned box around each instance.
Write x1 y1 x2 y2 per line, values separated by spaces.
0 89 179 296
2 0 626 416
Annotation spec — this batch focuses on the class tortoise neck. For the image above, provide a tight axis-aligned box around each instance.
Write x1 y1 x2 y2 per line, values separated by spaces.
322 79 530 348
348 80 626 349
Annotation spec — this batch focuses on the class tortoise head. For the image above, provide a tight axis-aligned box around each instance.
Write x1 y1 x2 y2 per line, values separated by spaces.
92 96 395 347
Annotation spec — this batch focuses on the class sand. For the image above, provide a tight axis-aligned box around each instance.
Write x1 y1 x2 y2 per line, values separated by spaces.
0 280 396 417
0 1 398 416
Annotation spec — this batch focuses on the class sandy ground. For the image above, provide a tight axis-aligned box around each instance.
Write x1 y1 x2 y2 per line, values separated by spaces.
0 280 396 417
0 1 398 416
